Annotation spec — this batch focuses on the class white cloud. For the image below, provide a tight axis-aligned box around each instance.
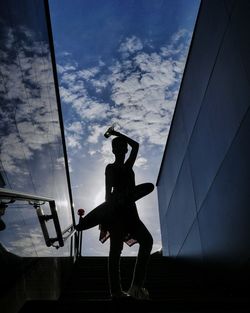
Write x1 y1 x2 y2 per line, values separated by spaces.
118 36 143 57
65 121 84 150
100 139 114 164
87 124 107 144
67 157 73 173
79 66 100 80
91 78 108 93
135 156 148 168
61 71 78 84
75 98 110 121
66 133 82 150
57 63 76 74
58 29 191 169
55 157 65 170
66 121 83 134
88 150 97 156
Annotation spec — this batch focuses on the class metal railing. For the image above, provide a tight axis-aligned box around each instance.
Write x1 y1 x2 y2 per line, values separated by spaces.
0 188 76 250
75 208 85 257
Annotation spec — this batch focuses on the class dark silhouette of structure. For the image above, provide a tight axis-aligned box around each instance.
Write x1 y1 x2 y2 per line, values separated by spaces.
76 128 154 299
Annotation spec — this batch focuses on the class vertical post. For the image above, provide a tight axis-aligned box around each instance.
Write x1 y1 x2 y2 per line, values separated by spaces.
35 204 52 247
77 208 85 257
79 228 83 257
43 0 76 228
49 200 64 247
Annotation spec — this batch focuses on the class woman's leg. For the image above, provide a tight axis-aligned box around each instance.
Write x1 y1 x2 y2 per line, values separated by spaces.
133 183 154 202
108 228 124 295
129 220 153 288
75 202 107 231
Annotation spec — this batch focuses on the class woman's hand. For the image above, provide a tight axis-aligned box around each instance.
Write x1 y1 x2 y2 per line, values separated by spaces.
110 129 120 137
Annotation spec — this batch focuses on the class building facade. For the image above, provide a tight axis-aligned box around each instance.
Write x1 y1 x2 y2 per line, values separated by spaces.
157 0 250 265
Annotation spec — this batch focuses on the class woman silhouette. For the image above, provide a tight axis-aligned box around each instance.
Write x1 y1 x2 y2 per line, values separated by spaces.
76 129 154 300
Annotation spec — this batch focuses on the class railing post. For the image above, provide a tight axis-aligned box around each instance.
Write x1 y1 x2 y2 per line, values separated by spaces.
76 208 85 257
35 204 52 247
49 200 64 247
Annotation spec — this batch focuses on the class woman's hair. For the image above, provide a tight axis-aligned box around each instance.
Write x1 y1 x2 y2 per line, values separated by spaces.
112 137 128 155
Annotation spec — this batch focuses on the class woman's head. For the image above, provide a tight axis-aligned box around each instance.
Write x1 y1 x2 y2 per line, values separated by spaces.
112 137 128 155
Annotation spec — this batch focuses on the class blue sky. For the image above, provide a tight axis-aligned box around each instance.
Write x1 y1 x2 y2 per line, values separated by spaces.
49 0 200 256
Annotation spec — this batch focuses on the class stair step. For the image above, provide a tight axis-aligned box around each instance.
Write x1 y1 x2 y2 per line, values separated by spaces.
17 256 250 312
58 256 249 302
19 298 250 313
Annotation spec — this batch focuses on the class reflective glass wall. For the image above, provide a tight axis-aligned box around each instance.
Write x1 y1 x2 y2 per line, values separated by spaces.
0 0 72 256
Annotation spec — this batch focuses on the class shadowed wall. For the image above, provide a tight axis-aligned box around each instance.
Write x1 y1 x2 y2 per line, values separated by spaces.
157 0 250 265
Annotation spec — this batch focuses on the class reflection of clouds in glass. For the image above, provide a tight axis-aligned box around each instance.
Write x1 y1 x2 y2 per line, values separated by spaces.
5 227 69 257
0 10 72 256
0 22 60 176
1 205 46 256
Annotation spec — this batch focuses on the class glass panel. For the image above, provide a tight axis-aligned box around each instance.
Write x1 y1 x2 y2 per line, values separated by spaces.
0 0 72 256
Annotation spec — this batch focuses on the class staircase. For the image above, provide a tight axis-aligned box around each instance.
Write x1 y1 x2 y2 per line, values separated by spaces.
19 254 249 312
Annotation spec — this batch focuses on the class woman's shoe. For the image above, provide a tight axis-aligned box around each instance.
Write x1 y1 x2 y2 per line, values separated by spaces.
111 290 131 300
128 285 150 300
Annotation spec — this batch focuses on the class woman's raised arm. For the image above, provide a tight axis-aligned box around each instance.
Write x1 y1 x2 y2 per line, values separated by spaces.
111 130 139 167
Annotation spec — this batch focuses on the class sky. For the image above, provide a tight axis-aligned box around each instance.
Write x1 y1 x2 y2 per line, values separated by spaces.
48 0 200 256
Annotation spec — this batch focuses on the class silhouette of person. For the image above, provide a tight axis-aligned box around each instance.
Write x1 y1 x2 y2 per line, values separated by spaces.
75 129 154 300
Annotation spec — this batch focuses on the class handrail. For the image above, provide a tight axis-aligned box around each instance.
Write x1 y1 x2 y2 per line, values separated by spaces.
0 188 54 202
76 208 85 257
0 187 75 249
